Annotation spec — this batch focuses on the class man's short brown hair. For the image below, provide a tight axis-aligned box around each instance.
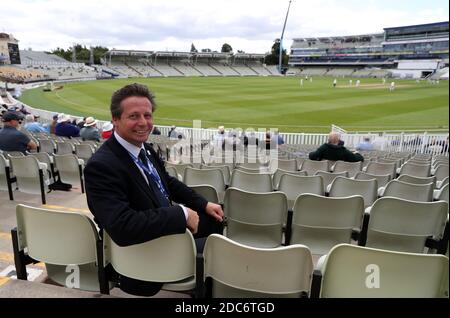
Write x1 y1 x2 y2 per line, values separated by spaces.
110 83 157 119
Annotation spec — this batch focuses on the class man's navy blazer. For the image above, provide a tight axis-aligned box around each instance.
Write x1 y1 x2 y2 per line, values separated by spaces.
84 135 208 295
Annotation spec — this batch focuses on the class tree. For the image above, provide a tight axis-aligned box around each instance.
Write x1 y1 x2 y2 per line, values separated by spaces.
190 43 198 53
50 45 109 64
264 38 288 67
221 43 233 53
237 50 245 54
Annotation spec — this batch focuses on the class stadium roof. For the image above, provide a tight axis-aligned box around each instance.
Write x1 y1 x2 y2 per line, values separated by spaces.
383 21 449 31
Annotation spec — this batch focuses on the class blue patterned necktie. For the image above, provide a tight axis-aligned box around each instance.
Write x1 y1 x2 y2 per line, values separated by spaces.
138 149 170 207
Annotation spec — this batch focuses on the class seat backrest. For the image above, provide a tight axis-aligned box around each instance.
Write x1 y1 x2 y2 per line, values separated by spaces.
56 141 74 155
0 154 11 191
189 184 220 204
366 197 448 253
183 167 225 193
354 171 391 188
9 156 48 195
332 160 362 178
165 162 193 182
382 179 433 202
365 162 396 179
291 194 364 255
201 164 231 185
75 144 95 161
54 154 83 187
397 174 436 188
224 187 287 248
204 234 314 297
275 158 298 172
38 138 56 154
278 174 324 209
165 166 179 180
399 162 431 178
329 176 378 208
319 244 449 298
436 183 448 203
434 164 449 182
300 159 330 176
230 169 272 192
315 170 349 193
103 230 196 284
272 169 307 190
16 204 98 265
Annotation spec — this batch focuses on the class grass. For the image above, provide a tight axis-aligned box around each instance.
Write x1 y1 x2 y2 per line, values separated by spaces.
19 76 449 133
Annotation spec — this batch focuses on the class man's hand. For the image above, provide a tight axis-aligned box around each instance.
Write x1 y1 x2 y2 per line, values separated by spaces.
186 208 199 234
205 202 224 222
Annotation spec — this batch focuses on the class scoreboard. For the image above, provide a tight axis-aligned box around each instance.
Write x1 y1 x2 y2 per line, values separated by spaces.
8 43 21 64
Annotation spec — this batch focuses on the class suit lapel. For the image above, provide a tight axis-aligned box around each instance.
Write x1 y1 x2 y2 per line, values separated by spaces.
106 136 161 207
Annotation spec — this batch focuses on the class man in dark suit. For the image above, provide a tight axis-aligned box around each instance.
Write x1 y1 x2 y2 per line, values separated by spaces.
84 83 224 296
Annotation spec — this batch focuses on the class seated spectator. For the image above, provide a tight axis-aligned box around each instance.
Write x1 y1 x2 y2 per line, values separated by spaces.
55 114 80 138
272 131 285 146
151 126 161 135
309 132 364 162
356 136 374 151
80 117 101 142
23 114 47 134
77 117 86 129
0 111 37 153
101 122 113 140
50 114 58 134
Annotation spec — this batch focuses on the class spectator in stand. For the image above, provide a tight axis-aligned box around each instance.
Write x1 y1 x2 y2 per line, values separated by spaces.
101 122 113 140
309 132 364 162
80 117 101 142
0 111 37 153
151 126 161 135
55 114 80 138
50 114 58 134
77 117 86 129
272 130 285 145
212 125 226 150
356 136 374 151
23 114 47 134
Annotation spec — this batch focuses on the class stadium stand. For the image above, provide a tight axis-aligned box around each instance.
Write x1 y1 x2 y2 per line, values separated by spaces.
289 21 449 79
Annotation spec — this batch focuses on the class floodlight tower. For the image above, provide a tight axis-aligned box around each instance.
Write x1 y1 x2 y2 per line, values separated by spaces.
278 0 292 74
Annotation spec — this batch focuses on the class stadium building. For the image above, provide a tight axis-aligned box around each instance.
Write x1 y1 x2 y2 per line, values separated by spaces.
288 21 449 79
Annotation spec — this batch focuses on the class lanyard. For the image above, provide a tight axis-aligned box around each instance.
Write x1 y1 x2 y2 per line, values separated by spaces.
128 150 169 200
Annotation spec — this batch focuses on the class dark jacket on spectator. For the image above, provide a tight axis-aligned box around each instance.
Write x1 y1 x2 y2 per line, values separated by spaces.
309 143 364 162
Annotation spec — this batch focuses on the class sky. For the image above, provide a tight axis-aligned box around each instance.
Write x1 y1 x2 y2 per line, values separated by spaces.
1 0 448 54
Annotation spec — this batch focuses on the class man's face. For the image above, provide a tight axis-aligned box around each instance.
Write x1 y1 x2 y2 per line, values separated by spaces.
113 96 153 147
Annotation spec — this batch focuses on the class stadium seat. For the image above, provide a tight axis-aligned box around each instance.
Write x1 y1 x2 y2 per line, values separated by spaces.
311 244 449 298
223 188 287 248
183 167 225 203
314 170 349 194
9 156 49 204
398 162 431 178
12 204 109 293
277 174 324 209
102 230 197 296
0 153 16 200
300 159 330 176
328 177 377 208
272 169 307 191
354 171 391 188
363 197 448 253
397 174 436 188
202 234 313 298
290 194 364 255
364 162 396 179
53 154 85 193
379 179 433 202
331 160 362 178
189 185 220 204
229 169 272 193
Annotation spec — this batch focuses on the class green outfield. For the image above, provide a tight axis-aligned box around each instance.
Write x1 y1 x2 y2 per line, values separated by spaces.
19 76 449 133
